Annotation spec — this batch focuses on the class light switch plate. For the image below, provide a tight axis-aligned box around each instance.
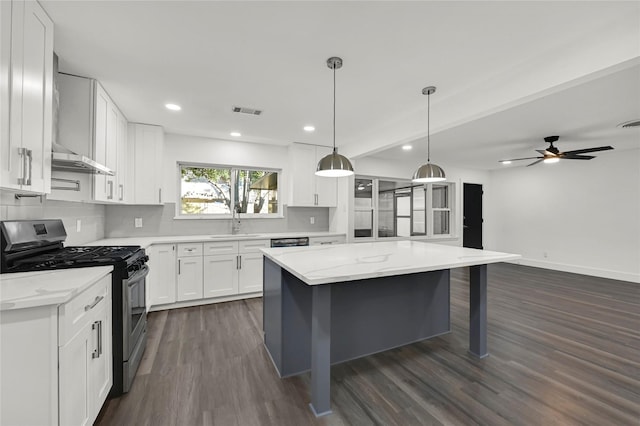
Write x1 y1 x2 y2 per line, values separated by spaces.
310 216 315 225
134 217 143 228
76 219 81 232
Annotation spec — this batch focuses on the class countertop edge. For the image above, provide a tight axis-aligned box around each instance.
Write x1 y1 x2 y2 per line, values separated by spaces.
0 266 114 311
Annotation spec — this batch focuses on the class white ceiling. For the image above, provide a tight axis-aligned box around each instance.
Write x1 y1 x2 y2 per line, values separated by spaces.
41 1 640 170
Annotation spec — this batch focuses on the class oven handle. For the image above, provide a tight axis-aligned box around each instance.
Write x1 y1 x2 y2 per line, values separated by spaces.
126 264 150 285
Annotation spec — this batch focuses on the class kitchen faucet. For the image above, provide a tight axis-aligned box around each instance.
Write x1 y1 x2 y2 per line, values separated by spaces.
232 204 241 234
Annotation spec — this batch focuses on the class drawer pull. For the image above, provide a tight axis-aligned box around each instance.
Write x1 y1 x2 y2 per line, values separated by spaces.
84 295 104 311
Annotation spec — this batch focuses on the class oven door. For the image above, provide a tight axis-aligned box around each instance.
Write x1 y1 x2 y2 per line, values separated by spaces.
122 264 149 359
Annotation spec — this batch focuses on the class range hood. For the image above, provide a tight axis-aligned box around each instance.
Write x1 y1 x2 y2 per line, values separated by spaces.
51 143 114 175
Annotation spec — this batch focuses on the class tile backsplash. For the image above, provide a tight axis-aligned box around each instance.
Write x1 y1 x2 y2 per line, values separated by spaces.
0 191 106 245
104 203 329 238
1 192 329 244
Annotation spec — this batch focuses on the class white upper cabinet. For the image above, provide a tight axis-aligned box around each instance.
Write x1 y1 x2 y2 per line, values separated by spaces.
128 123 164 205
0 0 53 194
288 143 337 207
50 74 127 203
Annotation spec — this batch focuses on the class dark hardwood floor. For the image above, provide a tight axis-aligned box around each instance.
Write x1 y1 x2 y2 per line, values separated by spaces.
96 264 640 426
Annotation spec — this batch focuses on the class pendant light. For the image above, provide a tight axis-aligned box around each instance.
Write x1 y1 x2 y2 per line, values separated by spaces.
412 86 446 183
316 57 354 177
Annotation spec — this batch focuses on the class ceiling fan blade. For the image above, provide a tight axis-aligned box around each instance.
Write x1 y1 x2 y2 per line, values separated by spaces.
499 156 543 162
562 154 595 160
562 146 614 155
535 149 550 156
526 159 544 167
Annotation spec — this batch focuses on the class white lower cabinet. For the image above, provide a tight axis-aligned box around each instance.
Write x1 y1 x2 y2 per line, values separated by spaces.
203 254 239 297
309 235 347 246
238 251 266 293
58 274 112 426
147 244 176 307
0 273 112 426
177 243 204 301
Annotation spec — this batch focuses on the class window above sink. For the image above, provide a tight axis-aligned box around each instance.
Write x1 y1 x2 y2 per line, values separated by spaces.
177 162 281 219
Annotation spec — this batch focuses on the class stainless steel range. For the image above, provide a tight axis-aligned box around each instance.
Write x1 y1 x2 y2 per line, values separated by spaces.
0 219 148 396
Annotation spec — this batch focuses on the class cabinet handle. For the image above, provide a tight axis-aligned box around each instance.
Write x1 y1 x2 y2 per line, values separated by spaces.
17 148 28 185
314 194 318 205
119 184 124 201
107 181 114 199
236 255 239 270
84 295 104 311
158 188 162 204
26 149 33 185
91 320 101 359
238 255 242 270
178 259 181 274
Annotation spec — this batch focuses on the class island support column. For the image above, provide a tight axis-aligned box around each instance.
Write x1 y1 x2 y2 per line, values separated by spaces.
310 284 332 417
469 264 488 358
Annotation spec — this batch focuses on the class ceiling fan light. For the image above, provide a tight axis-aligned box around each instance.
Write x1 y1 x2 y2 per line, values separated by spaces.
543 157 560 164
412 162 446 182
316 152 354 177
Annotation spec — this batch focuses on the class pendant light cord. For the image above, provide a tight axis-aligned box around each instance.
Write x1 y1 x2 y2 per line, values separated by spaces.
427 91 431 163
333 63 337 154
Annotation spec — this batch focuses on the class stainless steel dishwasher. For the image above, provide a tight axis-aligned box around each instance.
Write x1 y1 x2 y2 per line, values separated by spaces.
270 237 309 248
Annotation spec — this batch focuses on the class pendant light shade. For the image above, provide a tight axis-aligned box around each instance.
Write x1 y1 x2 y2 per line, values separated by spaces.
316 57 354 177
412 86 446 183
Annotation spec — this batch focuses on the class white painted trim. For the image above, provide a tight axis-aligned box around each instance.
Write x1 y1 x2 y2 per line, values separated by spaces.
506 258 640 284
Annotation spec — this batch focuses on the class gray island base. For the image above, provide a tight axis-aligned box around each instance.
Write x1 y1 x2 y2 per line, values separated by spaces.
261 241 520 416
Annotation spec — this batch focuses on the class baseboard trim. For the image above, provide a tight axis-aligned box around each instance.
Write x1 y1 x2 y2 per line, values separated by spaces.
505 258 639 284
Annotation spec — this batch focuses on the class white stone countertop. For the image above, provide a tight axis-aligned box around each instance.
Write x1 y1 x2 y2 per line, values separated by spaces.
87 232 345 249
261 240 521 285
0 266 113 311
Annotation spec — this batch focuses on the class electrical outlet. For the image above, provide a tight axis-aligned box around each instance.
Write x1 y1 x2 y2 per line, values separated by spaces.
76 219 81 232
543 252 548 258
310 216 315 225
134 217 143 228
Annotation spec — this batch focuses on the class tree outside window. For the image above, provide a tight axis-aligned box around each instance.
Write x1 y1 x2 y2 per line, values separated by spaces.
180 164 279 216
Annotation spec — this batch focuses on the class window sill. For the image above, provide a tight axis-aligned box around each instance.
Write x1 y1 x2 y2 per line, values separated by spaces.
173 214 285 220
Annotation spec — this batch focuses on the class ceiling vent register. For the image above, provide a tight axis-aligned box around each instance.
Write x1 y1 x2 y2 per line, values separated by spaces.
232 106 262 116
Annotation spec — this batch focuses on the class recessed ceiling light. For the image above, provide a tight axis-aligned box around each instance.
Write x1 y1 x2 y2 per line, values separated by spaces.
230 132 241 137
165 103 181 111
500 160 512 165
303 125 315 132
402 145 412 151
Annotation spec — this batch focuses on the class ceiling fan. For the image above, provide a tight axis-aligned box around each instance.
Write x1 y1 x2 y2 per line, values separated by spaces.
499 136 614 167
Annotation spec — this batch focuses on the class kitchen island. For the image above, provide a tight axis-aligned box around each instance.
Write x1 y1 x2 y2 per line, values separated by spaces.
261 240 520 416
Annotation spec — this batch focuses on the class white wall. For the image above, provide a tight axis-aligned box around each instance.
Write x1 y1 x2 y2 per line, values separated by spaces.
486 148 640 283
162 133 289 201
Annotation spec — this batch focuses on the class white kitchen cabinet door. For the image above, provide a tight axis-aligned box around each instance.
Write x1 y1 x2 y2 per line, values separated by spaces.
59 324 92 426
130 123 164 205
59 274 111 426
203 254 239 298
148 244 176 307
238 252 264 294
116 110 128 202
288 143 337 207
177 256 203 301
90 293 112 413
93 83 119 202
0 0 53 194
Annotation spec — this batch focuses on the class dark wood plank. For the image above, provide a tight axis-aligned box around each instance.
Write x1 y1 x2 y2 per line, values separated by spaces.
96 264 640 426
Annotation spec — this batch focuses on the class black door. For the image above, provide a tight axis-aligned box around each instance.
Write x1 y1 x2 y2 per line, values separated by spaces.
463 183 483 249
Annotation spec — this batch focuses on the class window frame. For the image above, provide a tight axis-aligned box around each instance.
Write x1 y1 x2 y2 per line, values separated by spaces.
353 175 455 240
176 162 283 219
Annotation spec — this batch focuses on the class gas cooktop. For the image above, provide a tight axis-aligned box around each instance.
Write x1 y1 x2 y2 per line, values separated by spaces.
12 245 142 270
